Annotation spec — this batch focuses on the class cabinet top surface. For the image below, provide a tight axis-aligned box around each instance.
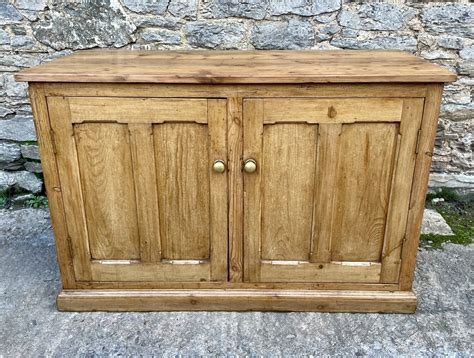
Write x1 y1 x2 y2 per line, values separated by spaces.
15 49 456 84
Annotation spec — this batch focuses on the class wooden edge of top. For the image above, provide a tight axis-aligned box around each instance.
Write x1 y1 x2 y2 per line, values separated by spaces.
13 49 458 84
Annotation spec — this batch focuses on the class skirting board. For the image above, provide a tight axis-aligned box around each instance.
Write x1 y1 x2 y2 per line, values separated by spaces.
57 289 417 313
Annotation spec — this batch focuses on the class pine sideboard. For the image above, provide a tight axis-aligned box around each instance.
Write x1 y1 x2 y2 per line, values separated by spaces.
15 50 456 312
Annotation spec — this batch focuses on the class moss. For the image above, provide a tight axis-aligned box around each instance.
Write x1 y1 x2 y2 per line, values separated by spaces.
26 195 48 209
421 192 473 250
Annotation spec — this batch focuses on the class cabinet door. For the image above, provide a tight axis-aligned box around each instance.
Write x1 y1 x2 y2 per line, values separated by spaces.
48 97 227 283
243 98 424 284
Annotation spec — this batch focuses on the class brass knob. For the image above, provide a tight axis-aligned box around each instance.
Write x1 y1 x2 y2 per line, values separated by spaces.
243 159 257 173
212 160 226 173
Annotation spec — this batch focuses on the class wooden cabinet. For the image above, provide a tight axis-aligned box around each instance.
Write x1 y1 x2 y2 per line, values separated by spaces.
16 50 455 312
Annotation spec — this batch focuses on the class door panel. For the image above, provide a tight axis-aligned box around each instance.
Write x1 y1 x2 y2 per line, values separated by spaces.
243 97 424 284
261 124 317 261
154 123 210 260
331 123 399 262
48 97 228 282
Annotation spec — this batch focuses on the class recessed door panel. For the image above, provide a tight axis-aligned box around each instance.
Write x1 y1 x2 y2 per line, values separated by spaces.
48 97 228 282
243 97 424 284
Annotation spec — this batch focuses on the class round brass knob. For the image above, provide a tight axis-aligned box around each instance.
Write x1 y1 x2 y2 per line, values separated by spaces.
212 160 226 173
243 159 257 173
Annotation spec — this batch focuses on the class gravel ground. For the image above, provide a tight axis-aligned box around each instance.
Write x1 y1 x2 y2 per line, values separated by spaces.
0 208 472 356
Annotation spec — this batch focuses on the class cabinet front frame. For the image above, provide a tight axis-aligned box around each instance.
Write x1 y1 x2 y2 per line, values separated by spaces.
30 82 441 293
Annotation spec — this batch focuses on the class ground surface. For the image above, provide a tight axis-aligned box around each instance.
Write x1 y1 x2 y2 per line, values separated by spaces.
0 208 473 356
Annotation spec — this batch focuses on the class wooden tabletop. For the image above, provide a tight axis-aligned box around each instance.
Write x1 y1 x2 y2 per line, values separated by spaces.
15 50 456 84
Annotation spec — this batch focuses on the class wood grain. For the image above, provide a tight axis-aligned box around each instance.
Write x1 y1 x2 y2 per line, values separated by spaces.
15 50 456 83
154 123 211 260
380 99 424 283
331 123 399 262
57 289 417 313
263 98 403 123
399 84 444 290
75 123 140 260
261 124 317 261
69 97 208 124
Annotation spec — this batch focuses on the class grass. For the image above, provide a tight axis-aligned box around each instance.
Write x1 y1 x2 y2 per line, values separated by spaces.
26 195 48 209
421 188 473 250
0 192 8 208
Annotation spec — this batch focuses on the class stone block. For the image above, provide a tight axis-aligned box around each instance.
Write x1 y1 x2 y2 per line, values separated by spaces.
186 21 246 49
20 144 40 160
0 170 42 193
0 142 21 163
0 116 37 142
252 19 315 49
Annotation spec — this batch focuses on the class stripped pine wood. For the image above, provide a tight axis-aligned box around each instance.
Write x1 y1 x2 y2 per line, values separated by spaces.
75 123 140 260
380 99 425 283
47 97 92 281
331 123 399 262
129 124 161 263
227 96 244 282
263 98 403 123
311 124 342 263
28 84 76 288
69 97 208 124
243 99 264 282
19 50 452 312
399 85 444 290
57 289 417 313
154 123 210 260
208 99 228 281
261 124 317 261
15 50 456 83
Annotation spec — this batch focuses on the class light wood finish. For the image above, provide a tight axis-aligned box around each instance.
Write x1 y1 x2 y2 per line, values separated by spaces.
15 50 456 83
263 98 403 123
21 50 453 312
57 289 417 313
399 84 444 290
69 97 208 124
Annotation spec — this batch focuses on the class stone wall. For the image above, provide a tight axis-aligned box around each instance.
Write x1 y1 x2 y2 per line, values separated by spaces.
0 0 473 201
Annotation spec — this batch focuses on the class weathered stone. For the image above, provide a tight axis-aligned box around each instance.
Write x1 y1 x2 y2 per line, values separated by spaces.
14 0 47 11
0 116 37 141
4 73 28 97
202 0 268 20
422 4 474 39
131 15 182 30
122 0 168 14
0 29 9 45
314 12 338 24
0 53 41 68
338 3 416 31
32 1 136 50
17 9 38 21
429 173 474 190
420 50 457 61
24 161 42 173
169 0 198 19
458 61 474 76
10 193 34 207
269 0 341 17
0 3 23 24
252 19 315 50
186 21 246 49
11 35 36 50
437 36 464 50
0 105 14 118
0 142 21 163
20 144 40 160
441 104 474 122
315 22 341 42
331 35 417 52
459 46 474 60
141 29 181 45
421 209 454 236
0 170 42 193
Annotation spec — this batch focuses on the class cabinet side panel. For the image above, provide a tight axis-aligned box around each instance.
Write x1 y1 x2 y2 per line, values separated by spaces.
74 123 140 260
261 124 317 261
154 123 211 260
399 84 444 290
331 123 398 262
28 84 76 288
